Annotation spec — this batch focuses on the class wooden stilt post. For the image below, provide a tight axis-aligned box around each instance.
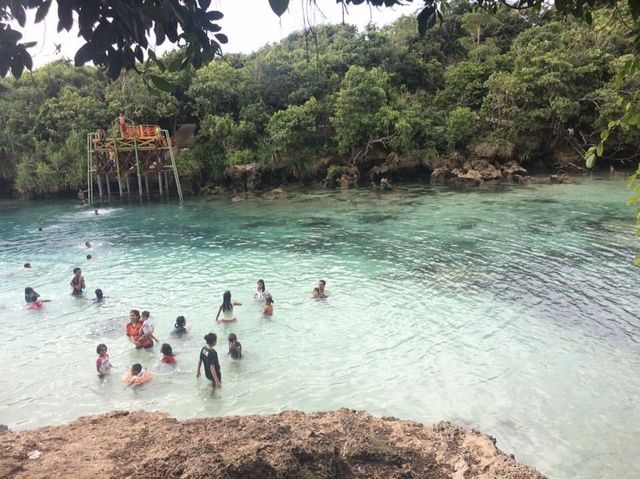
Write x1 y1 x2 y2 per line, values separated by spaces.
106 173 112 202
144 174 150 201
164 171 170 198
158 172 163 197
133 139 143 200
117 176 123 199
97 174 104 202
125 174 131 199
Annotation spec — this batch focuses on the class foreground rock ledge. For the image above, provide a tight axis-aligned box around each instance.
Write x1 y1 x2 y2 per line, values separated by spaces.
0 409 546 479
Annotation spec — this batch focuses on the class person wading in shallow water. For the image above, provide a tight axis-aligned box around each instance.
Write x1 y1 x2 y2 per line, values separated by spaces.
125 309 153 349
70 267 86 296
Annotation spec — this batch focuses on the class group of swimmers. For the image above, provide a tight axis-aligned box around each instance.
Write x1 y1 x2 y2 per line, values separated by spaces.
22 235 328 389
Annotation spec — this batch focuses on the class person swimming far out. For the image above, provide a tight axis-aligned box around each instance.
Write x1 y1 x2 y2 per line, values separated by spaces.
93 289 106 304
215 291 241 323
23 263 31 269
160 343 177 365
123 363 153 386
263 294 274 316
227 333 242 359
197 333 222 388
70 267 86 296
254 279 268 302
86 254 92 260
85 241 92 248
171 316 190 337
96 344 113 378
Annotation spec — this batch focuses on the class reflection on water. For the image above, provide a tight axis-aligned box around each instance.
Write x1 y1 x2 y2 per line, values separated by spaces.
0 178 639 479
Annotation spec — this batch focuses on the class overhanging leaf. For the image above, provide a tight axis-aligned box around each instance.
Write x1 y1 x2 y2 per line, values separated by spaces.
149 74 174 92
269 0 289 16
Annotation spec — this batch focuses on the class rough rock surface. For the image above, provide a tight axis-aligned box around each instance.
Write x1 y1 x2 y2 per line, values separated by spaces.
0 409 547 479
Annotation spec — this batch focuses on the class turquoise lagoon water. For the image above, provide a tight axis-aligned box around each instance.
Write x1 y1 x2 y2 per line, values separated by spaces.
0 178 639 478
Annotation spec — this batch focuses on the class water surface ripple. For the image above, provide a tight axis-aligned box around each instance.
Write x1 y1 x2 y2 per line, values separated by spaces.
1 178 639 479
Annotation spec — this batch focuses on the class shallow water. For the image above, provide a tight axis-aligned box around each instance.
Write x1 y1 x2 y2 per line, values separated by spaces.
1 178 639 478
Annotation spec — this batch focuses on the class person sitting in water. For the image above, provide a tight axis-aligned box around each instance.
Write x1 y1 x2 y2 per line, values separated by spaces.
254 279 268 302
78 188 87 204
85 241 92 248
139 311 159 345
227 333 242 359
123 363 152 386
24 287 50 309
311 287 324 299
215 291 241 323
171 316 190 337
263 294 274 315
94 209 99 216
197 333 221 388
160 343 177 365
70 267 86 296
96 344 113 378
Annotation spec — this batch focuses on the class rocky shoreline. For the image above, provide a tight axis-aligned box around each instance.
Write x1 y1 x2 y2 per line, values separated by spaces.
0 409 546 479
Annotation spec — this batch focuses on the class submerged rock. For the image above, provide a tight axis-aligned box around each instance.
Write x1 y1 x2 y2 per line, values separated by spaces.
0 409 547 479
262 187 289 200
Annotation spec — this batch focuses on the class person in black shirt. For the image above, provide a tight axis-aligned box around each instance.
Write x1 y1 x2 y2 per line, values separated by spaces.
197 333 221 388
228 333 242 359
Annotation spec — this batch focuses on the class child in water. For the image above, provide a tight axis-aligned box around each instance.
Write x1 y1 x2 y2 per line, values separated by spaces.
96 344 113 378
197 333 222 388
311 287 321 299
139 311 159 345
215 291 242 323
160 343 176 365
171 316 190 337
263 294 274 315
254 279 268 302
24 287 49 309
70 267 86 296
93 289 105 304
228 333 242 359
124 363 152 386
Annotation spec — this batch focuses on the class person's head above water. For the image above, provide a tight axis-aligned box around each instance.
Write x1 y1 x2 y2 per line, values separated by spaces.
23 263 31 268
265 294 274 305
25 287 34 295
85 241 92 248
160 343 174 356
73 267 82 276
37 227 43 232
129 309 140 322
95 289 103 300
141 310 150 320
256 279 265 292
312 287 320 298
96 343 107 355
175 316 186 329
222 291 232 312
204 332 217 346
318 280 326 290
86 254 92 260
130 363 142 375
94 209 99 215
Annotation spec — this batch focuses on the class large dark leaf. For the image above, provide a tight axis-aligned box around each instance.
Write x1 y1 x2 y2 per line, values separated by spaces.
269 0 289 16
206 10 224 21
149 74 174 92
74 42 94 66
417 6 437 36
35 0 52 23
215 33 228 44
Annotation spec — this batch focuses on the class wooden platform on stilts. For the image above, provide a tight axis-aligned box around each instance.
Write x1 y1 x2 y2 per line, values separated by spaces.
86 120 183 205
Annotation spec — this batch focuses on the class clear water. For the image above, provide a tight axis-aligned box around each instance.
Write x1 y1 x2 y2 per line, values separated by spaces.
0 178 638 479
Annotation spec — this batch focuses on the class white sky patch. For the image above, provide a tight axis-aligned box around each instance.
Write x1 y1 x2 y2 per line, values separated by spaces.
15 0 419 68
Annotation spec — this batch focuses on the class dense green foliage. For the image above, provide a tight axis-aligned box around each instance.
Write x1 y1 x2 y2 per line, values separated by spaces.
0 4 638 196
